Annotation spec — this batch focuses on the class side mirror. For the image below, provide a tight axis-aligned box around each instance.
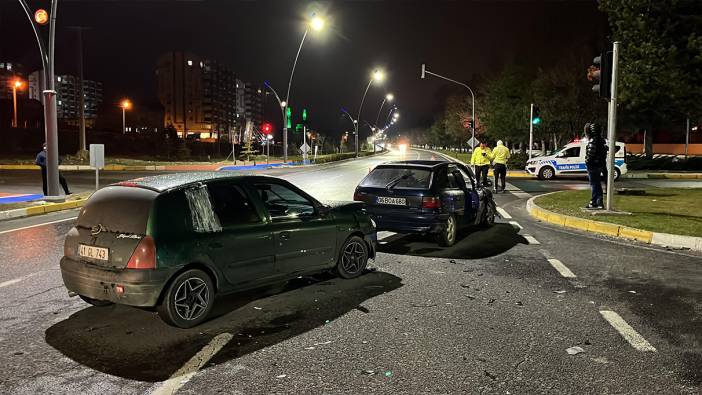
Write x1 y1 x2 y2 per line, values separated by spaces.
318 205 331 217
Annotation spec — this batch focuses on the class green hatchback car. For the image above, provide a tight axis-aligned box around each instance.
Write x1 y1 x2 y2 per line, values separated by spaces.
61 172 376 328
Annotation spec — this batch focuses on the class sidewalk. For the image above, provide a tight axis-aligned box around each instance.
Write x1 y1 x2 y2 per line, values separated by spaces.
527 192 702 252
0 160 288 172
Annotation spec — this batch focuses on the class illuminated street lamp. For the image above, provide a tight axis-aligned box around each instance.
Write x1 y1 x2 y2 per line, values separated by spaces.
11 79 24 128
120 99 132 134
355 68 385 157
282 13 327 162
374 92 394 130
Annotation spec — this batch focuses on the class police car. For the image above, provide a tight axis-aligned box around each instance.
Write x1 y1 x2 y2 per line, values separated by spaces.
525 140 627 180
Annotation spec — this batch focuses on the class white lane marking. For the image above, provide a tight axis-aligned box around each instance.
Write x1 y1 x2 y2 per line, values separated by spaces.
496 207 512 219
377 231 397 241
509 221 523 229
546 258 577 278
505 182 532 199
0 217 77 235
150 333 234 395
0 272 41 288
599 310 656 352
523 234 541 245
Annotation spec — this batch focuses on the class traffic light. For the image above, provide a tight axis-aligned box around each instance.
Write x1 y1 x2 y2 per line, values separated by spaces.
286 107 292 129
262 123 272 134
588 51 613 99
302 108 308 122
532 106 541 125
468 120 474 130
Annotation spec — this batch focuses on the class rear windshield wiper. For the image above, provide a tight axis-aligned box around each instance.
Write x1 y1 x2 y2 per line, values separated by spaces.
385 173 411 189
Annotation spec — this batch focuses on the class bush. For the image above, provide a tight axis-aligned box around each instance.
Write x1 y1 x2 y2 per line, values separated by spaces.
507 152 528 169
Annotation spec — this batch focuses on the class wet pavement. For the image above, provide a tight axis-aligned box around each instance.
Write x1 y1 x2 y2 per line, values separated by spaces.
0 149 700 394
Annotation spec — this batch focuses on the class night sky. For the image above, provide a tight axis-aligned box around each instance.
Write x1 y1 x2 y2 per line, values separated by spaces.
0 0 607 138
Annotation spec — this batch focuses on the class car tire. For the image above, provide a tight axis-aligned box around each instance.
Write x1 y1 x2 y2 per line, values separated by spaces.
481 200 497 227
538 166 555 180
79 295 113 307
335 236 369 279
436 214 457 247
614 168 621 181
157 269 215 328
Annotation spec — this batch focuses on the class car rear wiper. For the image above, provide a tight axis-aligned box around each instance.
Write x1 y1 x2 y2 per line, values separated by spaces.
385 173 411 189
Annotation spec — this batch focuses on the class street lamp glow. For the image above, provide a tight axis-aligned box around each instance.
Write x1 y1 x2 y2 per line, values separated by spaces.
280 100 287 108
372 69 385 82
34 9 49 25
13 80 23 89
386 93 394 102
393 112 400 119
310 16 325 32
120 99 132 110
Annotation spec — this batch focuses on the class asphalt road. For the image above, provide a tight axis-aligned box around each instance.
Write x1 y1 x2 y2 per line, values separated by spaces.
0 149 700 394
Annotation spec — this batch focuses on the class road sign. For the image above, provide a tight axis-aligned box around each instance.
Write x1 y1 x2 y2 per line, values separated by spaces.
89 144 104 190
300 143 311 154
467 136 480 148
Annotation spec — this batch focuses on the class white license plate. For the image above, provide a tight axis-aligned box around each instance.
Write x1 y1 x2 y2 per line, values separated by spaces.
377 196 407 205
79 244 109 261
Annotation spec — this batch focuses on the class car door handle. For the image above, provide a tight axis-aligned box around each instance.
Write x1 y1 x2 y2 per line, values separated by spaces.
279 231 291 240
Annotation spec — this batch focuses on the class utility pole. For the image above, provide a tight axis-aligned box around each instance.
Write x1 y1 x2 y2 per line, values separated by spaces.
685 118 690 158
68 26 90 154
18 0 61 198
605 41 620 211
529 103 534 159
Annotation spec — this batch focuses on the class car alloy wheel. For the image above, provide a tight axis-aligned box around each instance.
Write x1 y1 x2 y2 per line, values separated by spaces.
158 269 215 328
336 236 369 279
437 214 457 247
539 166 554 180
174 277 209 322
482 201 496 227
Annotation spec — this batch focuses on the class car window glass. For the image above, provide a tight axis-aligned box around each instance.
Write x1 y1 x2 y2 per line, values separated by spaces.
255 183 316 220
447 173 458 188
183 184 222 233
207 182 261 227
361 167 432 189
457 165 475 189
563 147 581 158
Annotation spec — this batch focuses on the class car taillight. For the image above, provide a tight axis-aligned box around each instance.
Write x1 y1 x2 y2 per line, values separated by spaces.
421 196 441 209
353 190 365 202
127 236 156 269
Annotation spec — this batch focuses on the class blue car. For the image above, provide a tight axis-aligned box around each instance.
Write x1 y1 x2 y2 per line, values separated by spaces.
354 160 496 246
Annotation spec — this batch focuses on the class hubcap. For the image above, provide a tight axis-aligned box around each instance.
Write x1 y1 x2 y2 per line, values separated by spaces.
446 216 455 242
174 278 209 321
543 168 553 179
341 241 366 274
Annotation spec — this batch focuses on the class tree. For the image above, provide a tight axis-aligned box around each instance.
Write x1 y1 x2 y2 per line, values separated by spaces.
479 65 532 147
599 0 702 157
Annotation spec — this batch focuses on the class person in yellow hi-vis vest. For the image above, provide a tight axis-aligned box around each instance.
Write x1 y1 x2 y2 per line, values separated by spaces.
491 140 510 193
470 142 492 188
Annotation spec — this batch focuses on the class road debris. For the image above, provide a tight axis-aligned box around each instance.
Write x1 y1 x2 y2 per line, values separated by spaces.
460 284 470 288
276 374 287 379
488 299 496 304
515 301 524 306
362 370 375 375
553 290 567 294
384 371 393 377
566 346 585 355
484 370 497 380
313 341 333 346
466 295 476 300
253 307 262 310
628 290 637 294
412 303 438 308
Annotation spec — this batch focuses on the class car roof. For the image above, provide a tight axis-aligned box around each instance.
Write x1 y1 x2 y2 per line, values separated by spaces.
377 160 448 169
113 171 267 193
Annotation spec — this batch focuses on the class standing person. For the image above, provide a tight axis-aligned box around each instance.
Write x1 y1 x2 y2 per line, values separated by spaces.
584 123 607 209
36 143 71 196
470 142 492 188
491 140 510 193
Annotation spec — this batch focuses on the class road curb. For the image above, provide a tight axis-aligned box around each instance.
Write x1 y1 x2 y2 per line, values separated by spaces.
526 192 702 252
0 198 87 222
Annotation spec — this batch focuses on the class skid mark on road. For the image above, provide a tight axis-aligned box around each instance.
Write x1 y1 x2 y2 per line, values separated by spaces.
599 310 657 352
150 332 234 395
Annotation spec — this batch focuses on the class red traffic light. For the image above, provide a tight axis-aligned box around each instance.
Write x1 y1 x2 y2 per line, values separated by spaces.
262 123 272 134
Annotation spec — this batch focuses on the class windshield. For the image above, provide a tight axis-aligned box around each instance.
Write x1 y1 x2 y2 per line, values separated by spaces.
361 167 433 189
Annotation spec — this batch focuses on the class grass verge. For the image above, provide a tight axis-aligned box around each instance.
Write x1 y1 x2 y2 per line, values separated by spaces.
534 188 702 237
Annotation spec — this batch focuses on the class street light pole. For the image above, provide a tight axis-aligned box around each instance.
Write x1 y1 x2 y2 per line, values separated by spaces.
356 78 373 158
122 106 126 134
18 0 61 198
421 64 475 151
12 81 21 128
529 103 534 159
283 29 308 163
605 41 620 212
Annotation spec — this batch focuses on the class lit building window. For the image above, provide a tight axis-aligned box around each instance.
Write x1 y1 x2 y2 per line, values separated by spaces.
200 61 204 68
187 60 193 66
57 76 62 82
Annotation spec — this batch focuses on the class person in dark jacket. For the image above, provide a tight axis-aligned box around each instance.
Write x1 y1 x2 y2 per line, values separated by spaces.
36 144 71 196
584 123 607 209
